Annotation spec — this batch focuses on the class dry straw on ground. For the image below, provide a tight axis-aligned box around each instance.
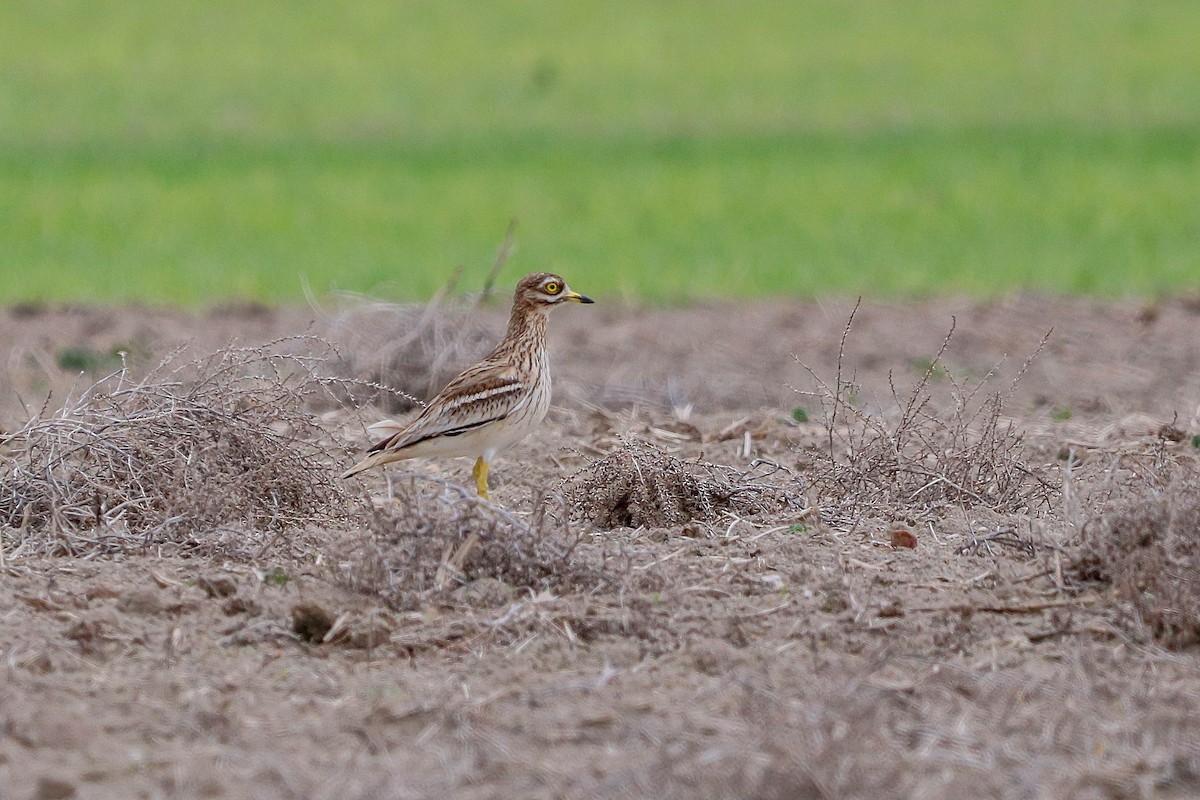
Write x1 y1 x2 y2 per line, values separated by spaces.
0 339 352 559
794 303 1057 524
558 436 806 529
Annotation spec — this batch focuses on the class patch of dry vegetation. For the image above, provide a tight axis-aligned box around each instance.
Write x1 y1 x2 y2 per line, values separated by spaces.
318 235 515 412
795 306 1057 525
5 297 1200 800
1074 458 1200 649
620 654 1200 800
558 436 806 529
320 290 490 412
0 339 352 559
341 473 604 610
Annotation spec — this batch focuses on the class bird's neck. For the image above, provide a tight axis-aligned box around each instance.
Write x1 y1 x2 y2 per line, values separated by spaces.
498 303 548 354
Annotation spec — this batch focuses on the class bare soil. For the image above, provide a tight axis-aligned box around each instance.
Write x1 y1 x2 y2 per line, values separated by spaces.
3 294 1200 800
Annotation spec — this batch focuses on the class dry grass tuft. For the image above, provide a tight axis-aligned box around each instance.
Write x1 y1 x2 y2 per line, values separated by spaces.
0 339 353 558
558 436 806 529
341 472 604 610
1074 462 1200 649
795 305 1056 524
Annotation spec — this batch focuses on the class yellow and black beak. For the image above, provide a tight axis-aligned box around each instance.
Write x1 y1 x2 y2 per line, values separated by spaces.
564 290 594 304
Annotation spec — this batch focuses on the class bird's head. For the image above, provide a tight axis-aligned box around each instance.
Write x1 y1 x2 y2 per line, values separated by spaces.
514 272 594 310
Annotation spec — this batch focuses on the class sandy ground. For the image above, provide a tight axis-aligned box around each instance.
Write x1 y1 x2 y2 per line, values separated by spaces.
2 293 1200 800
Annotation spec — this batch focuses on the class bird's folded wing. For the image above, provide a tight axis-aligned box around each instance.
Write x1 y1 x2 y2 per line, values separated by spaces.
368 364 527 454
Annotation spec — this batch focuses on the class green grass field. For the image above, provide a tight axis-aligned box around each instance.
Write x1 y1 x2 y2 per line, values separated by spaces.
2 1 1198 304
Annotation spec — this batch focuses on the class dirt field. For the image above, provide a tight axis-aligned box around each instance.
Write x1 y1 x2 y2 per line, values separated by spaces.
2 293 1200 800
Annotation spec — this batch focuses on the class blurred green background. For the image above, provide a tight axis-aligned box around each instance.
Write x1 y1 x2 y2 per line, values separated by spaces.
2 0 1198 304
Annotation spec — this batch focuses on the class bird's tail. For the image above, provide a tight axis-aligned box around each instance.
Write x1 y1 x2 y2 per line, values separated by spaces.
342 418 411 479
341 449 400 479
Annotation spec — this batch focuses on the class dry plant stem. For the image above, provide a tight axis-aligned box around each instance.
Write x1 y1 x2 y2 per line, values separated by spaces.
909 597 1101 615
829 297 861 461
480 219 518 302
434 533 481 591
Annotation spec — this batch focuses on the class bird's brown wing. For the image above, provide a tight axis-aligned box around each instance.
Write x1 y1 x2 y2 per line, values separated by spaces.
368 360 526 455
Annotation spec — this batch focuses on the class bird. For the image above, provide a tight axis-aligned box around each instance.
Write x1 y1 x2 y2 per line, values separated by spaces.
341 272 594 499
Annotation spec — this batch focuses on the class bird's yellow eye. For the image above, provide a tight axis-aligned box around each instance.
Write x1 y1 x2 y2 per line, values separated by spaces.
544 282 560 295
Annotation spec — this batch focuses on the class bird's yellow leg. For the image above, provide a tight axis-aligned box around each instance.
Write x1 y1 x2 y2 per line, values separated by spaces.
472 457 490 500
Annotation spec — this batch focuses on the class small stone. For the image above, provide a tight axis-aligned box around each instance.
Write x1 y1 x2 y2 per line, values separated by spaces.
116 588 163 615
222 595 262 616
34 776 77 800
65 619 104 643
24 650 56 673
348 616 395 649
84 584 123 601
198 575 238 598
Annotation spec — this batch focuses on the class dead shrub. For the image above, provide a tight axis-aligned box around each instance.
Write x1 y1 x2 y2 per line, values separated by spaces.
341 472 604 610
319 292 491 413
558 436 806 529
318 232 515 412
1074 465 1200 649
0 339 352 558
794 304 1056 524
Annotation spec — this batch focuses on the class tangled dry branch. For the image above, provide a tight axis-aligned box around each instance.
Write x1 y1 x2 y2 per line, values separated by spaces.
0 339 353 558
794 304 1057 523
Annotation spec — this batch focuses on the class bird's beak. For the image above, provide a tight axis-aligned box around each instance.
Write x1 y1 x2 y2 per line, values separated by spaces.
564 290 594 304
